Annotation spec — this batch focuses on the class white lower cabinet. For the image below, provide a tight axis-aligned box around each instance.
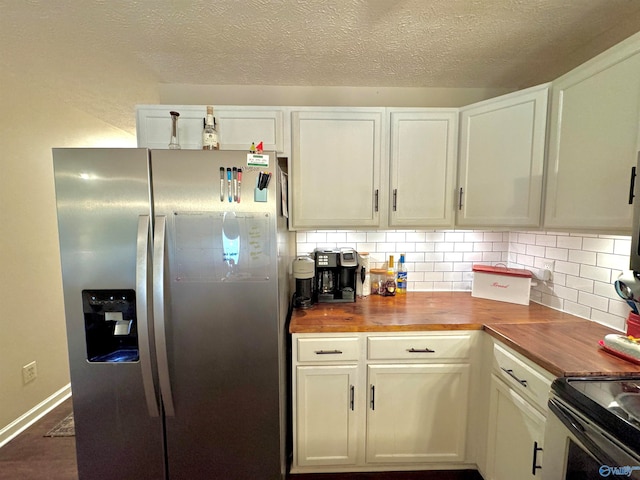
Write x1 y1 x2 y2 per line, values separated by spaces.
366 363 469 464
296 365 359 467
485 375 546 480
291 332 474 473
483 342 554 480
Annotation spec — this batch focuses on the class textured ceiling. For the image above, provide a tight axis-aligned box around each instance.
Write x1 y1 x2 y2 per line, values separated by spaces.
3 0 640 90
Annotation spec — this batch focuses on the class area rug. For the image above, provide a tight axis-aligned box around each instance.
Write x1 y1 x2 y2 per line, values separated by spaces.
44 412 75 437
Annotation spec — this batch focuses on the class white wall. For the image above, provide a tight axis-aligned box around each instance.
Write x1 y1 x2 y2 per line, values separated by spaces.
0 70 158 433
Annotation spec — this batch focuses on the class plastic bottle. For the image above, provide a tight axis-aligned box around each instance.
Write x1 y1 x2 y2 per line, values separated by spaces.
397 254 407 294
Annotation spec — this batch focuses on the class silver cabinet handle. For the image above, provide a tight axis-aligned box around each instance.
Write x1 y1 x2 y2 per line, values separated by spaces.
393 189 397 211
136 215 159 418
501 367 528 387
153 216 176 416
314 349 343 355
370 385 375 410
374 189 379 212
407 347 435 353
458 187 464 210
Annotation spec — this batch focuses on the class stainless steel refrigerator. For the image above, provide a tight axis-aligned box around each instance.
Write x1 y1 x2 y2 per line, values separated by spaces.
52 148 294 479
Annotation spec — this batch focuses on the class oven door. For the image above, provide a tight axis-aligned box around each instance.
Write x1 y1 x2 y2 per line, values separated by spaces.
544 396 640 480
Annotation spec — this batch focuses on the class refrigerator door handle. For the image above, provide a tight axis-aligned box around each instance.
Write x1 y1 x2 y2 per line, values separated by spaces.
153 215 176 416
136 215 160 418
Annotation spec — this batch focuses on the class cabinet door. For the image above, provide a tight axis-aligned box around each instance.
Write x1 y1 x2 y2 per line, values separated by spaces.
366 364 469 464
457 84 548 227
135 105 285 153
544 43 640 231
485 375 545 480
389 110 458 227
295 365 359 467
291 109 383 229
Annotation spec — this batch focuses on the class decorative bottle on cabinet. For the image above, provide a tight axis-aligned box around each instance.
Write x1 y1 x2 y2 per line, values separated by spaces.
169 111 181 149
397 254 407 294
202 106 220 150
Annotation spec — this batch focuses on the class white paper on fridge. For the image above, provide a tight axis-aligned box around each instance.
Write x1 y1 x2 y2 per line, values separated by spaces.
471 264 532 305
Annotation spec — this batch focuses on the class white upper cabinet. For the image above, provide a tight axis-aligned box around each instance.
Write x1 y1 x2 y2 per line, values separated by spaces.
136 105 287 154
544 35 640 231
457 84 549 228
388 110 458 228
291 108 384 229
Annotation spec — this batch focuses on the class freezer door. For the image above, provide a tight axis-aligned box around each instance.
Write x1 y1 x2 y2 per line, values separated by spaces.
53 148 165 480
150 150 283 479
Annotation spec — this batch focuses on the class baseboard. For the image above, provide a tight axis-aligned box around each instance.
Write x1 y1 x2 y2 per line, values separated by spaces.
0 384 72 448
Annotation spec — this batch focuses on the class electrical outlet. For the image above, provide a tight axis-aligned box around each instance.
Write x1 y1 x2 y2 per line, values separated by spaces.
543 260 555 272
22 361 37 384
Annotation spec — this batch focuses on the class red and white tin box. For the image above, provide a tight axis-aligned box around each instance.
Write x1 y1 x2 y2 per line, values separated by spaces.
471 264 533 306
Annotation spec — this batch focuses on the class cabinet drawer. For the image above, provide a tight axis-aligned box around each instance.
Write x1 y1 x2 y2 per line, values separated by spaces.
493 343 552 411
297 337 360 362
367 334 471 360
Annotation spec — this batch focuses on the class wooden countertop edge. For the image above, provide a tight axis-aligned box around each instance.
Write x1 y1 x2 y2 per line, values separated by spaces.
482 325 566 377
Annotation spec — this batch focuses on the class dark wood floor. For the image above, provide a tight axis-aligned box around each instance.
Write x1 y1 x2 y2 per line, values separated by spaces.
0 397 77 480
0 399 482 479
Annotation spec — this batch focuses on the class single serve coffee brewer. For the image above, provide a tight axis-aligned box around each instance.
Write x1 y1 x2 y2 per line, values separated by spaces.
314 248 358 303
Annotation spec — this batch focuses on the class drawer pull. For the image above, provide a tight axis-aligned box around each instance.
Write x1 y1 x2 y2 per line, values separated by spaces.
407 347 435 353
314 349 343 355
501 367 528 387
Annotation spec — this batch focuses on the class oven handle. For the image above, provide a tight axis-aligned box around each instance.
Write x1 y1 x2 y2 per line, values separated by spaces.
548 397 612 467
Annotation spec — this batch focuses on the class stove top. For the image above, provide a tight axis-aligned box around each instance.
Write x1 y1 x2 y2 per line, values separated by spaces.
552 376 640 455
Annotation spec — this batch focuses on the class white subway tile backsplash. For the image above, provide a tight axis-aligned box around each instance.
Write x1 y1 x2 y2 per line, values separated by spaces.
555 260 581 276
578 291 610 311
406 232 426 242
565 275 594 293
536 234 557 247
297 229 631 331
596 252 629 271
564 301 591 319
557 236 583 250
614 239 632 255
568 249 597 265
582 237 615 253
526 244 546 257
580 264 612 283
546 247 569 261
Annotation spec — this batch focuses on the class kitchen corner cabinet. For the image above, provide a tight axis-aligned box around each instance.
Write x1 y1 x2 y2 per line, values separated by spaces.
135 105 287 154
544 37 640 231
291 332 473 474
388 110 458 228
290 109 384 229
484 342 554 480
457 84 549 228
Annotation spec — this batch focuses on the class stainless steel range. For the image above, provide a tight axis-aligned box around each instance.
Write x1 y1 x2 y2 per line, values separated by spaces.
544 376 640 480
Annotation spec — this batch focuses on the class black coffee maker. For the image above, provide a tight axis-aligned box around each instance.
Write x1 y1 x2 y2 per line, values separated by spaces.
314 248 358 303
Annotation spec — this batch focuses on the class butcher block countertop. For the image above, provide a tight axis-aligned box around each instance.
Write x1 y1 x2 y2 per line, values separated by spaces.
289 292 640 377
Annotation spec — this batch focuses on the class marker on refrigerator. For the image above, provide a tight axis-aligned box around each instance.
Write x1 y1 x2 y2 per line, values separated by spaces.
219 167 224 201
226 168 232 202
232 167 238 202
237 168 243 203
